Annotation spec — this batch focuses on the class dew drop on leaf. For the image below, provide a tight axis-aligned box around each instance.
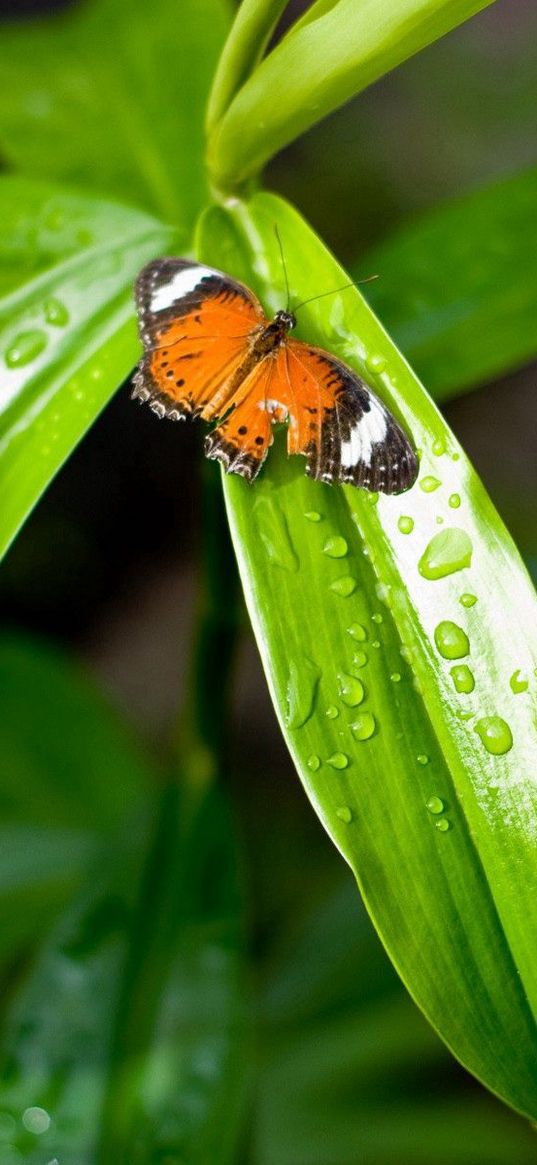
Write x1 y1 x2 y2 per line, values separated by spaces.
434 621 470 660
460 593 477 608
390 672 402 683
432 438 446 456
327 752 349 769
449 493 461 508
304 510 322 522
450 664 475 693
474 716 513 756
426 796 444 814
347 622 367 641
255 497 299 572
418 528 473 580
417 754 429 765
509 669 528 694
285 656 321 728
435 818 451 832
323 536 348 558
398 515 414 534
338 673 365 707
351 711 376 740
366 354 386 374
352 650 368 669
44 297 70 327
325 704 339 719
329 576 358 597
336 805 352 823
420 475 441 493
5 329 47 368
307 755 321 771
371 612 383 624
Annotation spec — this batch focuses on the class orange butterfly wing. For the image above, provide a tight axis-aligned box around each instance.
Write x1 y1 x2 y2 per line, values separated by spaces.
132 259 265 421
280 340 418 493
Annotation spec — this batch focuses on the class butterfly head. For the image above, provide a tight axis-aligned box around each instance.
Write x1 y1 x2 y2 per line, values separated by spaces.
274 309 297 332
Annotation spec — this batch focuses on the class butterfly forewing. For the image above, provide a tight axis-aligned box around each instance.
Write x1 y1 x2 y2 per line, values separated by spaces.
132 259 265 420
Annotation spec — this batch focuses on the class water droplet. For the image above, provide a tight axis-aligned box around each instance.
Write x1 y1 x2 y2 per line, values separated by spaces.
449 493 461 509
255 497 298 572
352 650 368 668
390 672 401 683
347 622 367 641
326 704 339 719
366 354 387 374
371 640 380 649
285 656 320 728
330 576 357 597
436 515 444 525
22 1107 50 1134
351 711 376 740
510 669 528 694
432 438 446 456
323 536 348 558
5 329 47 368
44 296 69 326
327 752 349 769
398 515 414 534
435 818 451 832
338 673 365 707
417 754 429 765
420 475 441 493
418 528 473 580
368 491 379 505
434 621 470 660
450 664 475 693
426 796 444 814
452 452 460 462
474 717 513 756
336 805 352 823
305 511 322 522
307 755 321 771
371 612 383 624
460 593 477 608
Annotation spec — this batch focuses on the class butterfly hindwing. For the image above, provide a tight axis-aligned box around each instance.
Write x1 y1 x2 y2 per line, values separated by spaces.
283 341 418 494
132 259 265 421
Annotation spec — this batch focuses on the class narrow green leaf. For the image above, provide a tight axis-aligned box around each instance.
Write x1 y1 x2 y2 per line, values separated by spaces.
207 0 496 191
0 787 248 1165
206 0 289 134
198 191 537 1117
0 178 177 560
0 0 230 223
362 165 537 400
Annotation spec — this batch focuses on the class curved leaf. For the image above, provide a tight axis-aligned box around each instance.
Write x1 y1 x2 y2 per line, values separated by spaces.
0 177 178 560
197 191 537 1117
0 0 230 224
362 165 537 400
207 0 496 190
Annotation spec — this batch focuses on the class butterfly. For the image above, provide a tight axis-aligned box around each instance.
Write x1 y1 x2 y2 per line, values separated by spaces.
132 258 418 494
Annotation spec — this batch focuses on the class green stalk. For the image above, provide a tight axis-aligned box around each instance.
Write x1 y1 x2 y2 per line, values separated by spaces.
206 0 289 135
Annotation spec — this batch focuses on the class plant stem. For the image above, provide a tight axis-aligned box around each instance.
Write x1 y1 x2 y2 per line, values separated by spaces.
206 0 289 135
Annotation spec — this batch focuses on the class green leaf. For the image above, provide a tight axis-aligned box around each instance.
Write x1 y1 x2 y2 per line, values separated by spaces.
198 191 537 1118
0 786 248 1165
257 880 537 1165
206 0 289 134
207 0 497 191
0 0 230 224
0 632 151 830
362 165 537 400
0 177 178 561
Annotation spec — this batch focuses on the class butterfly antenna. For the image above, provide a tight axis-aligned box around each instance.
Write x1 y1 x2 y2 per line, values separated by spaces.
274 224 291 312
293 274 379 313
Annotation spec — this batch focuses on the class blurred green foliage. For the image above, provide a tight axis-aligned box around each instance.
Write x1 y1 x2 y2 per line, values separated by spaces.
1 0 537 1161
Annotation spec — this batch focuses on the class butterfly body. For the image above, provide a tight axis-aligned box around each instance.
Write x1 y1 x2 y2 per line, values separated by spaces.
133 259 418 494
